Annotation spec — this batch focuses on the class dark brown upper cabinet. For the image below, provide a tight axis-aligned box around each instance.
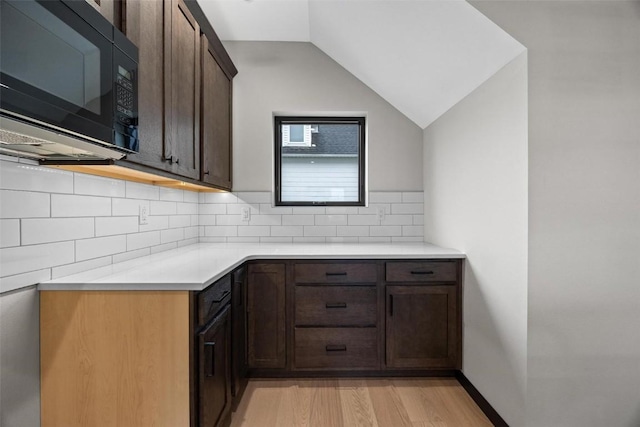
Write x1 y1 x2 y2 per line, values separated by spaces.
85 0 120 27
200 34 232 190
120 0 235 187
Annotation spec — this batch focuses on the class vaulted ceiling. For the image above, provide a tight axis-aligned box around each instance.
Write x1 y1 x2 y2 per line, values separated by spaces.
199 0 525 129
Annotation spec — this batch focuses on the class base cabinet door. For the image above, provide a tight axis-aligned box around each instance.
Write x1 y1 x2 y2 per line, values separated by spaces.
231 267 248 409
386 285 459 369
247 263 286 369
198 306 231 427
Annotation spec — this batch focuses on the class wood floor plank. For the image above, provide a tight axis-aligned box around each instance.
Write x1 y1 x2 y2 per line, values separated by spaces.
338 379 379 427
230 378 492 427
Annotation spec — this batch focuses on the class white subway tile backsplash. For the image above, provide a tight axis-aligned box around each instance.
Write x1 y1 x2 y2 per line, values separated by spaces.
402 192 424 203
51 194 111 217
96 217 138 237
159 188 183 202
203 192 237 204
259 204 292 215
392 203 423 214
52 256 112 279
237 226 270 237
200 204 226 215
336 226 369 237
292 207 325 214
169 215 191 229
177 202 197 215
74 174 125 198
0 190 50 218
205 225 237 237
0 176 425 290
76 235 126 261
199 215 217 226
369 226 402 237
381 215 413 226
112 198 149 216
260 237 293 243
0 268 51 294
0 162 73 193
125 181 160 200
249 215 281 226
314 214 347 226
127 231 161 251
0 219 20 248
184 191 199 203
348 215 379 226
151 242 178 254
0 241 74 277
283 215 314 226
270 226 303 237
22 218 94 244
139 215 169 232
161 228 184 244
402 226 424 237
227 237 259 243
304 226 336 237
150 200 177 216
0 154 18 163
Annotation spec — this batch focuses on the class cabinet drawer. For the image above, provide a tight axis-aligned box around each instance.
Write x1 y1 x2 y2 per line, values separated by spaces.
294 263 377 284
294 328 378 369
295 286 377 326
385 261 457 283
197 274 231 327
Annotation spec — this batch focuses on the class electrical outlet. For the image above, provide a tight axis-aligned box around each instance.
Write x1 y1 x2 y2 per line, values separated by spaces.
376 207 385 222
139 204 149 225
240 207 251 222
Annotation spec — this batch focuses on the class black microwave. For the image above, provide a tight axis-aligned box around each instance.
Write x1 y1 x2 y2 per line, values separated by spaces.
0 0 138 161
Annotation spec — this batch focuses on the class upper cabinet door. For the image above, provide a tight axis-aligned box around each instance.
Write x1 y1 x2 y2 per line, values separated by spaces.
121 0 172 172
167 0 200 180
201 34 232 190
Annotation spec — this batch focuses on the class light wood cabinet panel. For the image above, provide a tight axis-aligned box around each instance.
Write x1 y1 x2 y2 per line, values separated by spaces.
40 291 191 427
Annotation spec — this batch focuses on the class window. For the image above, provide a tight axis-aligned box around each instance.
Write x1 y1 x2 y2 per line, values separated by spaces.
275 116 366 206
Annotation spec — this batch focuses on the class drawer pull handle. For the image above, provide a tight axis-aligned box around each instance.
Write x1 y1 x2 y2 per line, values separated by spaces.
325 344 347 352
326 302 347 309
326 272 347 276
204 342 215 377
410 270 434 275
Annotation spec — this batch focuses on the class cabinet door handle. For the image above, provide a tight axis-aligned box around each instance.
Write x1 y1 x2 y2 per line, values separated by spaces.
325 272 347 276
325 302 347 309
204 342 215 377
410 270 434 275
204 170 210 176
389 295 394 316
325 344 347 352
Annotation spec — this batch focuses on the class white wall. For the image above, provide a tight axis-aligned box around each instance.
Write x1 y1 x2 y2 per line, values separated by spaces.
423 53 528 426
223 41 424 192
471 3 640 426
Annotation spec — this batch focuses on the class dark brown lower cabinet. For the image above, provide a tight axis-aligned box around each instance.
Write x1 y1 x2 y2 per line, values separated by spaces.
197 305 231 427
246 263 286 369
385 285 460 369
231 267 248 410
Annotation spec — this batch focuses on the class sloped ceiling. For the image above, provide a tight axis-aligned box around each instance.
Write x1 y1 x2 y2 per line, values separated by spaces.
199 0 525 129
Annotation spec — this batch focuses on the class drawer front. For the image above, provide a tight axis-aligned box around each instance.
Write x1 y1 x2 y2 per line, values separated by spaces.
197 274 232 326
295 286 377 326
294 263 377 284
385 261 457 283
294 328 378 369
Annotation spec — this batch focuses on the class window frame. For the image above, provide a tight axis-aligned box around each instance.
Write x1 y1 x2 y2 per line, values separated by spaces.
274 116 366 207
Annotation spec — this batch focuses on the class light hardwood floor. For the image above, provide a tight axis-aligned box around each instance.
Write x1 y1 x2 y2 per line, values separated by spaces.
230 378 493 427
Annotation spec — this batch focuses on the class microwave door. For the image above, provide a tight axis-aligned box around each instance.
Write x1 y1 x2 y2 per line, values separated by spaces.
0 0 113 143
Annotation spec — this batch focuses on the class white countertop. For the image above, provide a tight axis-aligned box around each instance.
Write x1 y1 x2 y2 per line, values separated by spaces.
38 242 465 291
